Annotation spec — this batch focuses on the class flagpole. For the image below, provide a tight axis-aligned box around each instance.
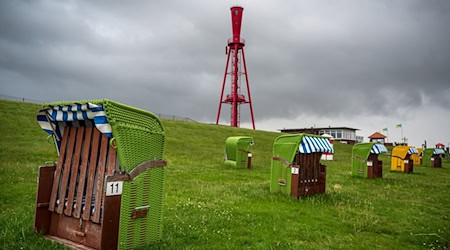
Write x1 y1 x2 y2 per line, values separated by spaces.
396 124 403 144
382 128 389 143
401 126 404 144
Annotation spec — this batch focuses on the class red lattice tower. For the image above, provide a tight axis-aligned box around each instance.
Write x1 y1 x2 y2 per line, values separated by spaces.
216 6 255 129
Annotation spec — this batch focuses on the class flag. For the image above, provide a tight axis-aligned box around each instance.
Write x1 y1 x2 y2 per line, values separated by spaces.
396 124 402 128
382 127 388 131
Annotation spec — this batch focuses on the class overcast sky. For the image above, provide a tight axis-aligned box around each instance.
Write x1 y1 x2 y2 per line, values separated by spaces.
1 0 449 147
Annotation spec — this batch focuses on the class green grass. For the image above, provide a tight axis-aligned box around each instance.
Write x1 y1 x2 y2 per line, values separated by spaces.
0 99 449 249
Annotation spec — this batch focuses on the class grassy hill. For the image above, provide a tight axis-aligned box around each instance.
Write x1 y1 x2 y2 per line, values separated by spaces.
0 99 449 249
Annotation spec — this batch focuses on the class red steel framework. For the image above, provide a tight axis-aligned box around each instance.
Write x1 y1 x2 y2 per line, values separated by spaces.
216 6 255 129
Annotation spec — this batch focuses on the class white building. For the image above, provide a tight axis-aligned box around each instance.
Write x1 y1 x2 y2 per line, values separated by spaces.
280 127 361 144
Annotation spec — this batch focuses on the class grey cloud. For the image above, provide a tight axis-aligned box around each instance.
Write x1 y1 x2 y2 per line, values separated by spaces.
0 0 449 126
244 0 450 120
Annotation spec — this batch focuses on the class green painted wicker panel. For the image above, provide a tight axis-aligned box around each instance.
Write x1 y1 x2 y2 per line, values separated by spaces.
422 148 434 167
103 100 165 171
351 143 375 177
270 158 291 194
112 124 164 171
225 136 253 168
98 100 165 248
270 134 303 194
224 160 237 168
118 167 164 249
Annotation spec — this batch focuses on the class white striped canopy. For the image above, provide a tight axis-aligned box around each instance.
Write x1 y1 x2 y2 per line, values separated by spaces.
370 144 388 154
299 136 334 154
37 103 112 141
408 147 419 154
434 148 446 155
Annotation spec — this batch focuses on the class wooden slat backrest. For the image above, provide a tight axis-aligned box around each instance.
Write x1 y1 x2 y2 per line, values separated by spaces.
73 127 93 219
92 135 109 223
297 153 322 183
308 154 312 182
82 128 101 221
313 153 318 181
48 127 70 212
306 153 311 182
56 127 77 214
308 153 313 181
301 154 306 182
107 147 117 175
299 153 305 183
64 127 85 216
48 125 118 224
314 153 321 181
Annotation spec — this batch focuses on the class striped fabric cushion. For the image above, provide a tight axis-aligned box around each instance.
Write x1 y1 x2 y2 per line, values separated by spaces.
370 144 388 154
434 148 446 155
299 136 334 154
408 147 419 154
37 103 112 139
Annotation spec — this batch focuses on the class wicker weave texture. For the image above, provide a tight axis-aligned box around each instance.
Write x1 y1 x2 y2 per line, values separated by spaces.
270 134 303 194
100 100 165 248
422 148 434 167
224 136 253 168
119 168 164 249
102 100 165 171
351 142 376 177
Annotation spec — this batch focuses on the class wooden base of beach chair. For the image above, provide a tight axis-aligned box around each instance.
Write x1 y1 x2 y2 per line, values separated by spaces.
367 154 383 178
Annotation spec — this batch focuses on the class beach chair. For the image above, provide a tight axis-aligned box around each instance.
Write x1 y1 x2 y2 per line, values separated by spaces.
270 134 333 198
352 143 388 178
410 148 422 165
391 146 418 173
34 100 166 249
423 148 445 168
224 136 254 168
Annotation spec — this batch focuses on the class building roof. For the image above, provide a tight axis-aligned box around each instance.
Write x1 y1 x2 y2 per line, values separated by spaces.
368 132 386 139
280 126 360 132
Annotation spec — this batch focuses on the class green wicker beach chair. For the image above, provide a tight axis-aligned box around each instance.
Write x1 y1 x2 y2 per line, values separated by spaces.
224 136 254 168
270 134 333 198
352 143 387 178
34 99 166 249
